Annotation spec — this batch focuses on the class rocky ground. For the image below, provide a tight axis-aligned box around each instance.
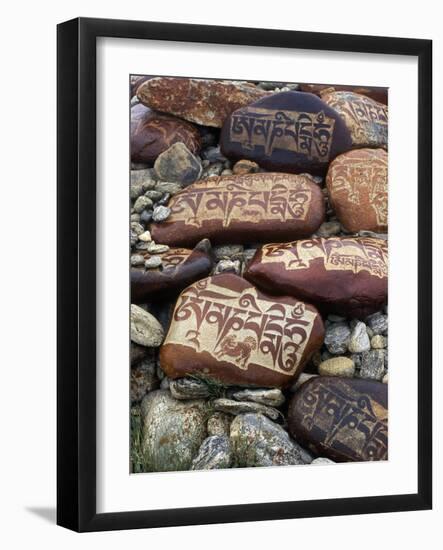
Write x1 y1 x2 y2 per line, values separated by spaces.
129 77 388 472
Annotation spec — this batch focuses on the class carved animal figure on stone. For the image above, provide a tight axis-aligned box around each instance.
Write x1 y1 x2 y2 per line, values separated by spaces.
215 335 257 368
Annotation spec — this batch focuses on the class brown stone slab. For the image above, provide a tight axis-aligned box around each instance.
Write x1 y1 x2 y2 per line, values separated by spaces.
150 173 325 247
288 376 388 462
137 77 269 127
299 83 388 105
160 274 324 388
244 237 388 318
131 104 201 164
326 148 388 233
320 91 388 149
131 246 213 302
220 91 353 174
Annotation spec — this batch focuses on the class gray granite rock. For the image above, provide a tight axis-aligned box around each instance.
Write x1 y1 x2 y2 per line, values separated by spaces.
155 181 183 195
311 457 336 465
365 312 388 335
152 205 171 222
213 244 244 260
191 435 232 470
141 390 209 472
231 388 285 407
348 321 371 353
359 350 385 381
214 259 241 275
131 358 159 402
213 398 280 421
130 304 164 347
133 195 153 213
169 377 211 400
230 413 312 467
207 412 232 436
154 142 203 185
324 323 351 354
144 256 162 269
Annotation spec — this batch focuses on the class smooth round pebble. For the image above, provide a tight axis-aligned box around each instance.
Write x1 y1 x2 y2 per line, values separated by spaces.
144 256 162 269
318 356 355 378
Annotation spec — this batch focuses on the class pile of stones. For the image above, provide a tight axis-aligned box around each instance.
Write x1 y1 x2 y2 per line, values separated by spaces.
129 76 388 472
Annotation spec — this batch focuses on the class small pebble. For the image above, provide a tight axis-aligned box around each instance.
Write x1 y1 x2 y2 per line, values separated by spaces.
318 356 355 378
133 195 153 213
147 242 169 254
138 230 152 242
371 335 387 349
131 254 145 266
140 210 153 224
152 205 171 222
144 256 162 269
348 321 371 353
145 190 163 202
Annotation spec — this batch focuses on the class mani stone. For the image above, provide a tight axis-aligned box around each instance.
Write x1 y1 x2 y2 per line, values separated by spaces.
288 377 388 462
299 83 388 105
160 273 324 389
245 236 388 318
141 390 209 472
230 413 312 467
131 244 213 302
220 91 353 175
320 90 388 149
191 435 232 470
137 77 269 127
150 172 325 248
130 304 164 347
154 142 203 185
131 103 201 164
326 148 388 233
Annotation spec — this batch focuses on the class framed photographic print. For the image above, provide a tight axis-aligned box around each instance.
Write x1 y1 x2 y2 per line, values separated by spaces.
57 17 432 532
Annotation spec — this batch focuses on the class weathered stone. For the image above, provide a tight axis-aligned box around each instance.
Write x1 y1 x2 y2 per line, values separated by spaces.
141 390 209 472
152 205 171 222
366 312 388 335
154 142 202 185
131 103 201 164
207 412 232 436
231 388 285 407
318 356 355 378
145 189 164 202
151 173 325 247
133 195 153 213
311 457 336 465
230 413 312 467
130 304 164 347
138 230 152 242
137 77 269 127
214 259 241 275
232 159 260 175
160 274 324 388
130 254 145 267
245 237 388 318
324 323 351 354
155 181 183 195
213 244 244 260
320 90 388 148
326 149 388 233
131 358 159 402
288 377 388 462
371 335 387 349
299 83 388 105
131 168 157 189
131 342 149 365
191 435 232 470
131 245 213 302
220 91 352 175
169 377 211 400
348 322 371 353
317 220 342 237
144 256 162 269
212 398 280 421
359 350 385 380
131 75 153 97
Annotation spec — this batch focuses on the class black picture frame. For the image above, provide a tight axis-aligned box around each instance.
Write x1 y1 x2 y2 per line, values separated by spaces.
57 17 432 532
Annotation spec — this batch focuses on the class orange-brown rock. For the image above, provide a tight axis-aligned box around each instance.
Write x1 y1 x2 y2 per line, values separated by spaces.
131 245 213 302
220 91 353 175
288 377 388 462
137 77 270 127
160 274 324 388
326 148 388 233
131 104 201 164
320 90 388 149
150 173 325 247
131 75 154 97
299 83 388 105
244 237 388 318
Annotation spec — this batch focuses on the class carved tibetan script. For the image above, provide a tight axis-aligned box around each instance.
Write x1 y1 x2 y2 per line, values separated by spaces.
329 155 388 226
297 380 388 460
261 237 388 278
166 279 316 375
230 108 336 160
169 177 313 228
